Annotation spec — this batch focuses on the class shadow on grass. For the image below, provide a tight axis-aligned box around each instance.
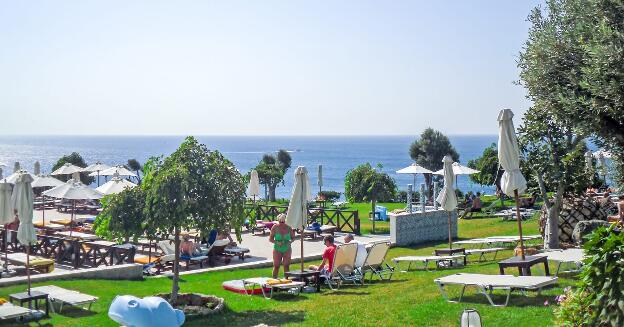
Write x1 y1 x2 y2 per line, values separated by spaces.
185 308 305 327
323 291 370 296
443 290 553 308
55 307 98 318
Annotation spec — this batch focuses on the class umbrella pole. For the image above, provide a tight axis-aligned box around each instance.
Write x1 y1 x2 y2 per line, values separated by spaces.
514 190 525 260
42 195 46 226
300 222 304 272
26 245 31 295
3 228 8 272
70 200 75 237
448 211 453 249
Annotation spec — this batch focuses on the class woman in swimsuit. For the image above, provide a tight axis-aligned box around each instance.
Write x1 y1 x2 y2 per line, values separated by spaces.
269 213 295 278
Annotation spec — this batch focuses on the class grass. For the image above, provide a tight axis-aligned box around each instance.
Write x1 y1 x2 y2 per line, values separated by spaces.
0 212 564 327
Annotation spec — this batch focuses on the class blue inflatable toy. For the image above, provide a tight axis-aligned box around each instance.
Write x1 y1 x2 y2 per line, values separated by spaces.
108 295 185 327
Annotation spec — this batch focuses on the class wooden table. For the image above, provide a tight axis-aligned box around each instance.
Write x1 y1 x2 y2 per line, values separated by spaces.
498 255 550 276
9 290 49 317
435 248 467 265
285 269 321 292
56 231 98 241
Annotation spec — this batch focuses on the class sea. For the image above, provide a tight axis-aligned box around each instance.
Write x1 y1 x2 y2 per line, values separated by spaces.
0 135 499 199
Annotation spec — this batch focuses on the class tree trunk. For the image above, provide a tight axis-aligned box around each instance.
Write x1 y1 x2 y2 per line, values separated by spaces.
423 174 433 200
171 226 181 304
371 199 376 234
546 184 565 249
268 185 277 202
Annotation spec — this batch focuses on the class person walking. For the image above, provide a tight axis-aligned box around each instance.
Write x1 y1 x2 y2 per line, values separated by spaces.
269 213 295 278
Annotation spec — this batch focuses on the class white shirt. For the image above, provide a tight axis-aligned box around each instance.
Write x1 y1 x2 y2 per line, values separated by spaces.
349 240 367 268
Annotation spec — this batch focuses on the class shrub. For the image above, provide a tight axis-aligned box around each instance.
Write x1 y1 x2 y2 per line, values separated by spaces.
554 287 592 327
318 190 341 202
395 190 420 203
344 163 396 203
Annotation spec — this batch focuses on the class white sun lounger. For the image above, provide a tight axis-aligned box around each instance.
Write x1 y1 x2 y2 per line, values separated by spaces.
533 248 586 275
465 247 504 262
325 243 362 290
393 255 465 271
30 285 98 313
435 273 558 307
0 303 42 321
357 242 394 282
242 277 306 299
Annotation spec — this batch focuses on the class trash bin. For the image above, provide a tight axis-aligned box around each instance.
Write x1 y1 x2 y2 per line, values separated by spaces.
375 205 387 221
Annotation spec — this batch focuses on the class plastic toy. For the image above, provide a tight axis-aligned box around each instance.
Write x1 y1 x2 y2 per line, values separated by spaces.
108 295 185 327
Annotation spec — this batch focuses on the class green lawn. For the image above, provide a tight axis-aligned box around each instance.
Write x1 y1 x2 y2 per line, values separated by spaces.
0 214 565 327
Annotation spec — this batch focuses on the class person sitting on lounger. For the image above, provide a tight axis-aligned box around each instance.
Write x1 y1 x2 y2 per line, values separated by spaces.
608 195 624 224
344 234 367 268
180 234 201 257
309 235 337 279
217 230 236 246
469 192 482 212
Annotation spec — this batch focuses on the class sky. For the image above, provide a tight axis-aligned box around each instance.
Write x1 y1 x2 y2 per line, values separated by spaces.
0 1 543 136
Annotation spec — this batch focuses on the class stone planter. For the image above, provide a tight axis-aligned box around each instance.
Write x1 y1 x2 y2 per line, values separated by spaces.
157 293 224 318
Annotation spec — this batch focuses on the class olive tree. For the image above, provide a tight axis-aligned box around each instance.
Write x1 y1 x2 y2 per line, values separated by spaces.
345 163 396 233
255 150 292 201
94 187 145 243
142 137 246 302
409 128 459 197
52 152 94 184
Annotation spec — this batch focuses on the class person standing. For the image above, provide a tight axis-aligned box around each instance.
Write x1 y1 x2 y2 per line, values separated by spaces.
269 214 294 278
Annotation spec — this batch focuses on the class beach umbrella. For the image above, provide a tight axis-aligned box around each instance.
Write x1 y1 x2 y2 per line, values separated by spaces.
96 174 137 195
247 170 261 202
5 169 28 184
286 166 312 272
10 171 36 294
91 165 137 178
82 162 111 187
433 162 480 175
497 109 528 259
33 162 40 176
0 179 14 273
43 173 104 235
51 163 83 176
397 163 434 190
436 155 458 249
32 175 64 226
318 165 323 195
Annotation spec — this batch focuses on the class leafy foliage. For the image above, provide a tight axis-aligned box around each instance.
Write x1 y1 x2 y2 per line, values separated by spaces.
344 163 396 203
554 287 593 327
468 143 501 187
255 150 292 201
94 187 146 243
318 190 341 202
142 136 246 301
52 152 94 184
126 159 142 183
409 128 459 196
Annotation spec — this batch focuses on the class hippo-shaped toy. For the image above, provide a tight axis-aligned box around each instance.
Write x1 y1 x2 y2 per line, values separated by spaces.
108 295 185 327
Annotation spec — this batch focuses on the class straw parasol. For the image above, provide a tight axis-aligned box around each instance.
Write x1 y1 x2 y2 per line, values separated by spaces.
286 166 312 272
436 155 458 249
497 109 528 259
95 173 137 195
11 171 37 294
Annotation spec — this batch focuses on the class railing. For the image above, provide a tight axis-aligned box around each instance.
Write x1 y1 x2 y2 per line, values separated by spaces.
0 229 135 269
244 204 360 235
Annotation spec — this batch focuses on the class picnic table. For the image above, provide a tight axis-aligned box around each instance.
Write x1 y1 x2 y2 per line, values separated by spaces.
56 231 98 241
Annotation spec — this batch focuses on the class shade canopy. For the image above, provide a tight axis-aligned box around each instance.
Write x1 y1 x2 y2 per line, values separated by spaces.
5 170 28 184
11 172 36 245
96 175 137 195
31 175 65 188
82 162 111 172
396 163 434 175
247 170 261 199
286 166 312 229
497 109 527 197
91 165 137 177
433 162 480 176
0 181 13 225
43 179 104 200
436 155 458 211
51 163 83 176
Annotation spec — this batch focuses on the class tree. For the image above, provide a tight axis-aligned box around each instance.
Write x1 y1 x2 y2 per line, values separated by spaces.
519 105 591 249
142 137 246 303
52 152 94 184
255 150 292 201
127 159 142 183
345 163 396 233
409 128 459 197
468 144 507 208
519 0 624 188
94 187 145 243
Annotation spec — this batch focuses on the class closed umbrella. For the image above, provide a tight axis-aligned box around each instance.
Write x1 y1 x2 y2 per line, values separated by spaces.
0 179 13 273
83 162 111 187
497 109 528 259
32 175 64 226
43 173 103 236
13 162 20 173
11 171 36 294
318 165 323 195
247 170 261 202
6 169 28 184
436 155 458 249
51 163 83 176
286 166 312 272
33 162 40 176
96 174 137 195
397 163 434 192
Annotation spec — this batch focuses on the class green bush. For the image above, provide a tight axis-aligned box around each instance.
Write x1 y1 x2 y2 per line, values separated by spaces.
318 190 341 202
344 163 396 203
395 190 420 203
554 287 593 327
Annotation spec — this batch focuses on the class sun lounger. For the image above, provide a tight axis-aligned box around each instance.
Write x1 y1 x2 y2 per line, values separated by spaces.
465 247 504 262
0 303 44 322
242 277 306 299
30 285 98 313
435 273 558 306
325 243 362 290
6 253 55 273
356 241 394 282
533 248 586 275
393 255 465 271
158 240 209 270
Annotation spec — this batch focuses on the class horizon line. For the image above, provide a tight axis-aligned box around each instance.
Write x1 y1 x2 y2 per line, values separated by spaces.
0 133 499 137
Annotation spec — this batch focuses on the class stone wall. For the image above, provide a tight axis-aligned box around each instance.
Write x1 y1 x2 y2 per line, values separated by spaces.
390 209 457 246
0 263 143 288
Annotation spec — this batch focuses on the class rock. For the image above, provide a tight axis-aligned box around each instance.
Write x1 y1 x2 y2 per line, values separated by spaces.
572 220 610 245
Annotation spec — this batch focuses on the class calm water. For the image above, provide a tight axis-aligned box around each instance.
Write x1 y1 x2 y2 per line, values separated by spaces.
0 135 498 199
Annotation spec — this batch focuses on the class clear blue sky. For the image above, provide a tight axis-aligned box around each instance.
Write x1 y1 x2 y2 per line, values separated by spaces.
0 1 542 135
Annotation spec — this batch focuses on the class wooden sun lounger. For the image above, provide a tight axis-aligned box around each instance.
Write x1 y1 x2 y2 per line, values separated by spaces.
30 285 98 313
435 273 558 306
393 255 466 271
